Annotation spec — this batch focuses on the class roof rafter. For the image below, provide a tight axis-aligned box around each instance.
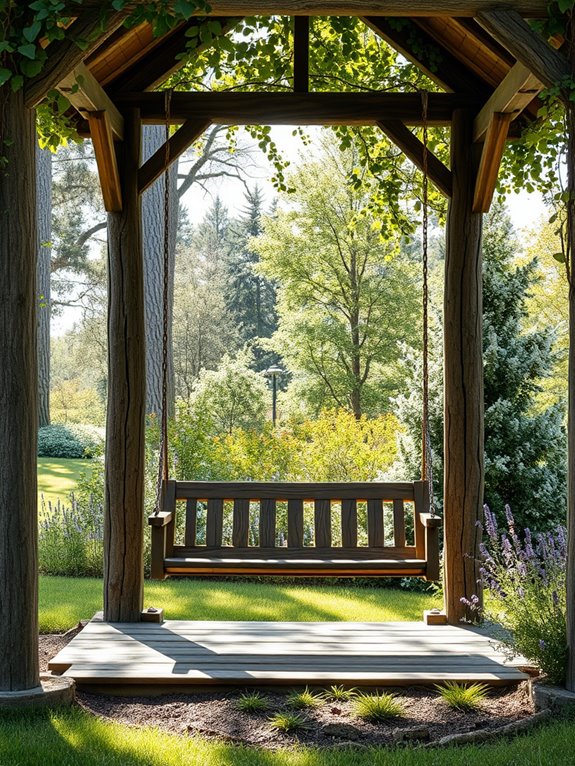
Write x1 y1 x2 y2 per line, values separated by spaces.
25 9 126 108
116 91 480 125
58 62 124 140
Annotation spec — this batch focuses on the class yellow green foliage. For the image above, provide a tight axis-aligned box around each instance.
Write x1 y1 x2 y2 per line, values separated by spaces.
50 379 105 426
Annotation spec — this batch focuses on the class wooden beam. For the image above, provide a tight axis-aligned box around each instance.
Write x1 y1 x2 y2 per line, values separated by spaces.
105 108 145 623
58 62 124 140
377 119 452 197
472 112 512 213
363 17 491 98
66 0 549 18
294 17 310 93
109 18 240 94
116 92 479 126
25 9 125 108
138 119 211 194
476 10 570 92
473 63 541 142
443 109 484 625
88 111 123 212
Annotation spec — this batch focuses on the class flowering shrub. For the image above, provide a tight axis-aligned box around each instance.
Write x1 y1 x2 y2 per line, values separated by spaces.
463 505 567 685
38 494 103 577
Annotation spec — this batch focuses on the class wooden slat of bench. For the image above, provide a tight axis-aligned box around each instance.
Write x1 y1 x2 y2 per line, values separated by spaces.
174 481 416 501
341 499 357 547
184 499 198 547
206 498 223 547
260 498 276 547
368 498 384 547
314 499 331 547
232 498 250 547
172 546 418 558
393 498 406 547
287 498 304 547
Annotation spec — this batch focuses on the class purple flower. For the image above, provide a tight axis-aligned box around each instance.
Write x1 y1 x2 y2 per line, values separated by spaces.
539 639 547 651
483 504 498 541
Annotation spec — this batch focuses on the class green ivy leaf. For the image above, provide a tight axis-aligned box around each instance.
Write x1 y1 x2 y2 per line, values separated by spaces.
18 43 37 60
111 0 126 8
20 59 44 78
552 251 566 264
0 68 12 87
23 21 42 43
174 0 195 19
10 75 24 92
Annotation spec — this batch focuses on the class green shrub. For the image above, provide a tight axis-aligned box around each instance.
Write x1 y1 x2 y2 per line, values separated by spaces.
436 681 489 710
352 692 404 722
38 494 103 576
38 424 103 459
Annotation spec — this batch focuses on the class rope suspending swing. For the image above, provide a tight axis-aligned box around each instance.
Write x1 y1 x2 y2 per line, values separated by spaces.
420 90 435 517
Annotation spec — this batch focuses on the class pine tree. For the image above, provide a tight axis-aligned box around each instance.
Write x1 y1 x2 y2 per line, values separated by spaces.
226 186 278 370
392 205 566 531
482 205 566 530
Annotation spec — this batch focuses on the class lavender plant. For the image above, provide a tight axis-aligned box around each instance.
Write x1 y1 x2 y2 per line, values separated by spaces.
463 505 567 685
38 494 104 577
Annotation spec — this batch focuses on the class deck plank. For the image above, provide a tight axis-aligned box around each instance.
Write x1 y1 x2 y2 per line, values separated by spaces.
49 619 529 688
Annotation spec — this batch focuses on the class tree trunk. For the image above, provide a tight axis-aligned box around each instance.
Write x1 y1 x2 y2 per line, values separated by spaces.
443 109 484 625
36 145 52 428
0 87 40 690
565 37 575 689
104 109 145 622
142 125 177 418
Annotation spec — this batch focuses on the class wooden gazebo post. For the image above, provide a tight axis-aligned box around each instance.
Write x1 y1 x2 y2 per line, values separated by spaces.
443 109 484 624
104 108 146 622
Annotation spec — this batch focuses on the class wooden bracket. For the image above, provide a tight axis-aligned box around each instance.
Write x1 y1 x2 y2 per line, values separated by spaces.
58 62 124 141
88 111 123 212
138 118 211 195
476 9 570 93
377 119 453 198
473 62 542 143
294 17 310 93
25 9 125 108
473 112 512 213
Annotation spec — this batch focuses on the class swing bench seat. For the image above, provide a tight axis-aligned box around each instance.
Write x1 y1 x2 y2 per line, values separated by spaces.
149 480 441 581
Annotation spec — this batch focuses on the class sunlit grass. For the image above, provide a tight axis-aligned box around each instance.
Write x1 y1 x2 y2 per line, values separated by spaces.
37 457 91 504
39 575 441 633
436 681 490 710
286 687 324 710
352 692 405 722
0 707 574 765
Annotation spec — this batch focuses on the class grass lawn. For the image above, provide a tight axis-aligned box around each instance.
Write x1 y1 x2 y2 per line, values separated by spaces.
39 576 442 632
0 708 573 765
37 458 92 505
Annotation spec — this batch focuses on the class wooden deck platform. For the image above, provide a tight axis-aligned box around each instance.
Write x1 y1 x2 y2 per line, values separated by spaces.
48 619 529 690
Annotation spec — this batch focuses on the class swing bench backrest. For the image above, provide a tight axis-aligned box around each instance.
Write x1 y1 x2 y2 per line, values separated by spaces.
149 480 441 581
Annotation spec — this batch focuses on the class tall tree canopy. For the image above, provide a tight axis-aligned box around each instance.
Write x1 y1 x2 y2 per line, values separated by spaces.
255 141 420 418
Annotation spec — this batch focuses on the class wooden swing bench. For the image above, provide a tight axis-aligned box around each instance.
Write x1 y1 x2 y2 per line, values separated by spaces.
149 480 441 581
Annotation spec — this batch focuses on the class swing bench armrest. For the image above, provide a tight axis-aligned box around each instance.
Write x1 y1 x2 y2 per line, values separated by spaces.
148 511 173 527
419 513 442 528
149 512 174 580
418 513 441 582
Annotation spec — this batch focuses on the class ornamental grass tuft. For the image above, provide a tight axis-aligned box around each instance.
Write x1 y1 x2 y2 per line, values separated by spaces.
436 681 489 710
269 712 308 733
236 691 270 713
286 686 324 709
352 691 404 722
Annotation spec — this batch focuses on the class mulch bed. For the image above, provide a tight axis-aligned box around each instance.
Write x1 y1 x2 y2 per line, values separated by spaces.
39 632 536 749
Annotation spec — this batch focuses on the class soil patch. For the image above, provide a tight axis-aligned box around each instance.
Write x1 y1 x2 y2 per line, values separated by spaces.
40 630 535 748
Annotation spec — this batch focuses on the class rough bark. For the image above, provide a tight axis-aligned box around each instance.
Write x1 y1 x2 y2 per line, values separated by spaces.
443 109 484 625
141 125 177 417
36 145 52 428
0 87 40 690
104 110 145 622
565 28 575 692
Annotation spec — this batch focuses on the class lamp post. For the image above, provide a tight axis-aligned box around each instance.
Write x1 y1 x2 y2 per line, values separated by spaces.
264 365 284 426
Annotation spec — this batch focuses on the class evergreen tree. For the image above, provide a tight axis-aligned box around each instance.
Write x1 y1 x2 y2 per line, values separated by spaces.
482 205 566 530
226 186 278 370
392 205 566 531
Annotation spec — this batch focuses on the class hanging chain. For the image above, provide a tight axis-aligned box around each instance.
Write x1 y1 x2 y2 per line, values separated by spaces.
154 88 173 515
420 90 434 516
